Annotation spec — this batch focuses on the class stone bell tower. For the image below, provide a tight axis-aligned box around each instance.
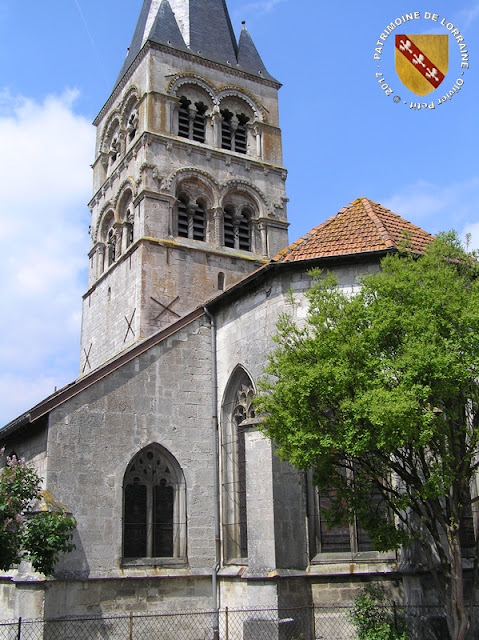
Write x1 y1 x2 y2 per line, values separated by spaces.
80 0 289 373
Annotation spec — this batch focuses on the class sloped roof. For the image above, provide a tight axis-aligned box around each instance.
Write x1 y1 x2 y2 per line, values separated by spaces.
114 0 278 91
274 197 435 263
237 23 273 79
1 197 435 436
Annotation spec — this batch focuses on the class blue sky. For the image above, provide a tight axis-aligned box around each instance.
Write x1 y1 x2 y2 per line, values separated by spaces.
0 0 478 425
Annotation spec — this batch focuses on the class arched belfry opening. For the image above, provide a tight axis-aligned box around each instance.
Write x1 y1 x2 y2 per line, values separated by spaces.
81 0 289 373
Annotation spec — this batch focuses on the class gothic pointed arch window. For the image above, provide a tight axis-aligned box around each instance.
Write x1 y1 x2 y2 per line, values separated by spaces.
123 444 186 562
221 368 256 562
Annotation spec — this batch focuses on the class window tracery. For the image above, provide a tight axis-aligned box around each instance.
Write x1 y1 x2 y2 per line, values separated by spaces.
222 369 255 562
123 444 186 560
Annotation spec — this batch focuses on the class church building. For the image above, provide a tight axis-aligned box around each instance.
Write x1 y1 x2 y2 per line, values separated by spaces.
1 0 436 632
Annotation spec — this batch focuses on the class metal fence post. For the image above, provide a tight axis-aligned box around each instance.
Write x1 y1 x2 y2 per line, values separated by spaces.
129 612 133 640
225 607 229 640
311 603 316 640
16 617 22 640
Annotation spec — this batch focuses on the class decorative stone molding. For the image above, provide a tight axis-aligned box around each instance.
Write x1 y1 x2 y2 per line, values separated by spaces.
233 383 256 425
93 201 115 242
162 166 220 192
100 111 121 155
114 178 137 208
167 74 217 104
217 87 264 122
220 178 271 215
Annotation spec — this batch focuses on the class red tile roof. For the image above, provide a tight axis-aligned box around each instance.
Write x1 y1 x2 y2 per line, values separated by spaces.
274 197 435 263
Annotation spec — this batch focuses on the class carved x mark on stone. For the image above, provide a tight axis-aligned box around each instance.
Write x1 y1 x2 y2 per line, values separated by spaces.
82 343 92 373
150 296 180 322
124 309 136 343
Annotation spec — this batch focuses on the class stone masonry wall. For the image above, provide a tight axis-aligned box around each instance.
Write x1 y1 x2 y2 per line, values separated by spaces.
47 316 216 588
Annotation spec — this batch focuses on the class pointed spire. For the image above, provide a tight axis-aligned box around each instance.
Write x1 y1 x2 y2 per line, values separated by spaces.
114 0 156 87
237 21 277 82
188 0 237 64
150 0 188 52
114 0 278 90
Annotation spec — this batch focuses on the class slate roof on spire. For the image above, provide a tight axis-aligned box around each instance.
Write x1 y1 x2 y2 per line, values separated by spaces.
274 197 435 263
188 0 238 65
237 23 274 80
114 0 277 91
150 0 189 53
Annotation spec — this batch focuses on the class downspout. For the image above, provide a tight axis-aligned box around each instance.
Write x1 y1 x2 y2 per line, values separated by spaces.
204 306 220 640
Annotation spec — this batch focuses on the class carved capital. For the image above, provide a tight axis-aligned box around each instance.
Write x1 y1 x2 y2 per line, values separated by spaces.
211 207 224 220
186 202 197 216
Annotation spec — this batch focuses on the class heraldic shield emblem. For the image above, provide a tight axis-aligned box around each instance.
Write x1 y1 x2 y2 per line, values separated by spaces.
395 35 448 96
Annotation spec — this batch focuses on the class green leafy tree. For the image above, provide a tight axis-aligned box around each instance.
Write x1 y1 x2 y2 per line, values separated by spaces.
0 449 76 575
350 585 409 640
257 234 479 640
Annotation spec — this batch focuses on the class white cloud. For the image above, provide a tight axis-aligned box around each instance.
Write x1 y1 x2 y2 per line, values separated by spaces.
383 177 479 248
0 90 94 426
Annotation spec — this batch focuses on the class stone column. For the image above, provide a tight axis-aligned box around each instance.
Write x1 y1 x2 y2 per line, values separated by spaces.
210 207 223 246
258 222 268 257
187 202 197 239
97 244 105 277
210 108 222 148
250 220 258 254
233 212 243 250
113 222 123 258
188 104 197 139
121 222 129 254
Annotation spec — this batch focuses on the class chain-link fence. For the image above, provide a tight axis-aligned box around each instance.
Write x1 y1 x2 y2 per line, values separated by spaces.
1 604 478 640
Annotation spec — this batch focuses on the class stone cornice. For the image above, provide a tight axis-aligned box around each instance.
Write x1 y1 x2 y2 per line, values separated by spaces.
89 130 287 210
83 236 266 299
94 41 281 126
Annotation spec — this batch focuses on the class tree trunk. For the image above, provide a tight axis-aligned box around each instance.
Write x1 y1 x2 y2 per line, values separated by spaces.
447 528 469 640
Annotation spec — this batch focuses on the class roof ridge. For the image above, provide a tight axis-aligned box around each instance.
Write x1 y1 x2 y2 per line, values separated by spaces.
360 197 395 249
274 196 434 264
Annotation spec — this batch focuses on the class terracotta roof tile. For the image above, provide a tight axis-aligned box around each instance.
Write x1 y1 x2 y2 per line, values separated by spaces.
274 197 434 263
